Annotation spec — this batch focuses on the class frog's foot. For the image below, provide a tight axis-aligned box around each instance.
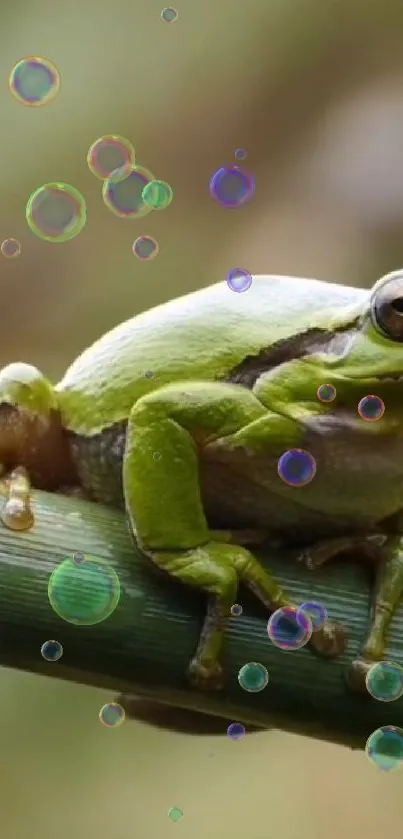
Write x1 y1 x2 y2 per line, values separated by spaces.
0 467 34 531
188 658 225 691
309 619 348 658
346 657 374 692
299 534 386 571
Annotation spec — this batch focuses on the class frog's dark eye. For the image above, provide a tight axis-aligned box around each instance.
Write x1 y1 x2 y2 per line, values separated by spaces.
371 272 403 342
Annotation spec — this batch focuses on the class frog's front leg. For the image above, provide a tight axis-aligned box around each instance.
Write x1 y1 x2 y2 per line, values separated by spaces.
122 380 346 691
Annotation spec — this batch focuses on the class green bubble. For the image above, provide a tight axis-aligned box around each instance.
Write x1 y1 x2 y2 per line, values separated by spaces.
142 179 173 210
366 725 403 772
238 661 269 693
47 554 121 625
26 182 87 242
168 807 183 822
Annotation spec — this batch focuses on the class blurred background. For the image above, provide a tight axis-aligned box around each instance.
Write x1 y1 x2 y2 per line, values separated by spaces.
1 0 403 835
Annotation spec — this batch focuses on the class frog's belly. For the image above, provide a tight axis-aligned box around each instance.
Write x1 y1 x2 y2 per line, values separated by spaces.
67 418 403 545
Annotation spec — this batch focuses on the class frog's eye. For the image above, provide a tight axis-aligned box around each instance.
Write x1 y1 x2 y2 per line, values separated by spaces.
371 272 403 342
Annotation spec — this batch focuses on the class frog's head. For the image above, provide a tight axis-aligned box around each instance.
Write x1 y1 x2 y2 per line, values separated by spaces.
0 363 75 487
318 271 403 393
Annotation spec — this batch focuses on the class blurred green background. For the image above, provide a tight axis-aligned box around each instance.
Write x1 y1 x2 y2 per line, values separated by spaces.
2 0 403 835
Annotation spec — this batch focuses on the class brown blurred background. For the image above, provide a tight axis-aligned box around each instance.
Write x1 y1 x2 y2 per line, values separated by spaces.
1 0 403 836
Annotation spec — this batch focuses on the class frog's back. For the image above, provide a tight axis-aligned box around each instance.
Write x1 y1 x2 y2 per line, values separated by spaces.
56 275 366 435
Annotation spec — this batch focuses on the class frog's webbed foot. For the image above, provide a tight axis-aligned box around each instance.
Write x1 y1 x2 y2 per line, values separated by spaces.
188 657 225 691
0 467 34 531
309 619 348 658
346 658 374 692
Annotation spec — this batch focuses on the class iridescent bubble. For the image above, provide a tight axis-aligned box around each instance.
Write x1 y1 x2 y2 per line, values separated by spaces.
132 235 159 260
230 603 243 617
41 639 63 662
144 370 154 379
238 662 269 693
227 722 246 741
87 135 135 182
25 182 87 243
153 451 162 461
297 601 328 632
366 661 403 703
358 394 385 422
226 268 252 293
365 725 403 772
168 807 183 822
142 179 173 210
267 605 313 651
161 7 178 22
277 448 316 488
9 56 60 107
99 702 125 728
1 238 21 259
72 552 85 565
317 383 336 403
235 148 247 161
103 164 154 219
209 164 255 209
47 554 121 625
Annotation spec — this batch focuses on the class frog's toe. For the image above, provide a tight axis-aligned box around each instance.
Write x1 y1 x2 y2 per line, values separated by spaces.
346 657 374 693
188 658 225 691
309 620 348 659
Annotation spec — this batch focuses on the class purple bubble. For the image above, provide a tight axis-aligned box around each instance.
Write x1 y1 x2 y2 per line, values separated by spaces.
267 606 313 651
277 448 316 488
226 268 252 293
235 148 247 161
209 164 255 209
227 722 246 741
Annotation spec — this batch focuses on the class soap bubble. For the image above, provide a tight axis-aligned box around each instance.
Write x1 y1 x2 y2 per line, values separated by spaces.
132 235 159 260
161 7 178 22
267 605 312 651
227 722 246 740
168 807 183 822
366 725 403 771
9 56 60 106
358 394 385 422
230 603 243 616
72 552 85 565
366 661 403 702
142 180 173 210
25 182 87 243
297 601 328 632
99 702 125 728
277 448 316 487
41 639 63 662
238 662 269 693
209 164 255 208
235 148 247 161
226 268 252 293
87 135 135 182
102 164 154 219
317 383 336 403
47 554 121 625
1 238 21 259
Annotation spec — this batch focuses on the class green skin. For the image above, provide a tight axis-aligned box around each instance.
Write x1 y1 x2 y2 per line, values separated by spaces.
1 270 403 691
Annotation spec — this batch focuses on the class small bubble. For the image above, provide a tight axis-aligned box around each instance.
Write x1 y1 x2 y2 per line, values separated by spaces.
237 662 269 693
87 135 135 182
227 722 246 740
25 182 87 243
161 7 178 22
366 661 403 703
209 164 255 209
267 606 312 651
142 179 173 210
47 555 121 626
9 56 60 107
358 394 385 422
72 552 85 565
230 603 243 617
297 601 327 632
99 702 125 728
317 383 336 403
132 235 159 261
168 806 183 822
235 148 247 161
153 451 162 461
365 725 403 772
144 370 154 379
226 268 252 294
1 238 21 259
277 448 316 488
103 164 155 219
41 639 63 662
